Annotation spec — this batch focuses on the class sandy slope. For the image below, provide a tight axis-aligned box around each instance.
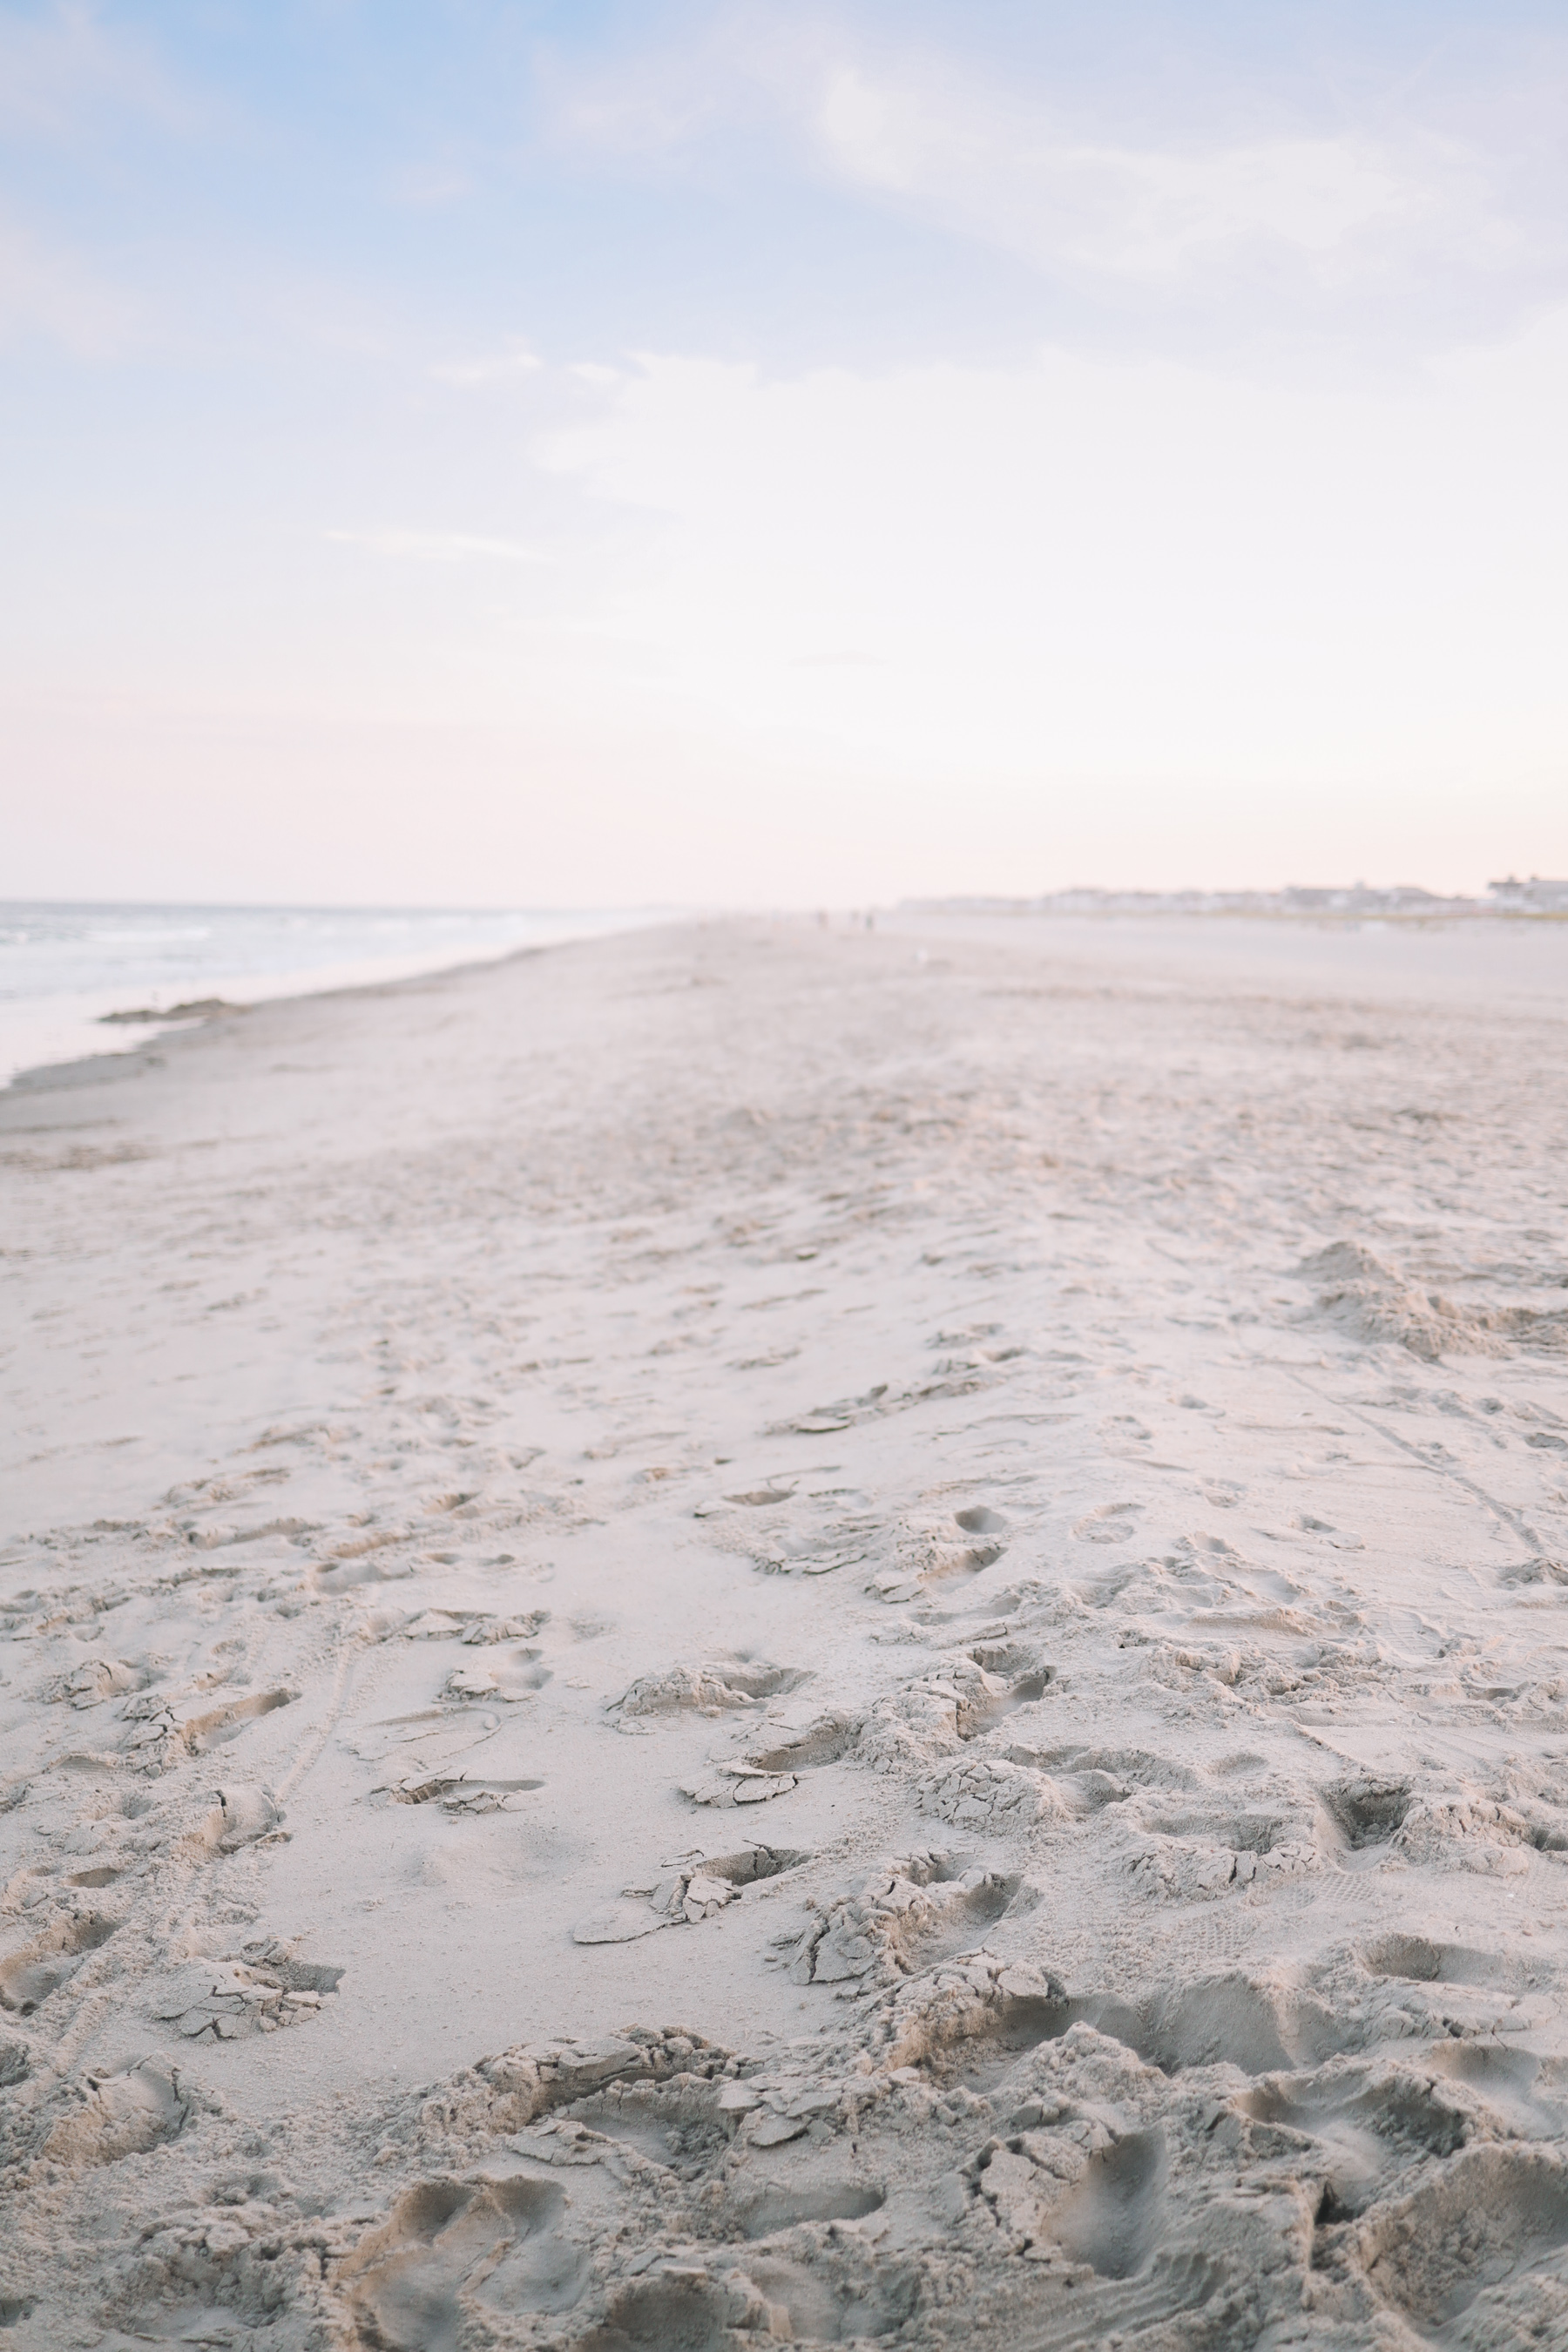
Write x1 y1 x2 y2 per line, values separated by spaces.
3 913 1568 2349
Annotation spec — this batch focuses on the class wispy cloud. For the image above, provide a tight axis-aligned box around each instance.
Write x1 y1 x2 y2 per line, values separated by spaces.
429 341 543 388
0 1 199 140
327 529 550 564
814 66 1445 287
544 8 1568 354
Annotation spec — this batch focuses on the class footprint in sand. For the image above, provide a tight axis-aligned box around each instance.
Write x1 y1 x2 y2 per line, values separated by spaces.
1071 1502 1143 1544
1417 2040 1568 2139
980 2123 1168 2279
1090 1970 1355 2078
1239 2059 1472 2217
609 1658 810 1725
1010 1742 1201 1796
679 1760 800 1808
918 1755 1067 1829
0 1909 118 2016
146 1940 343 2039
582 2236 906 2351
679 1707 848 1803
44 1657 149 1708
786 1853 1030 1989
36 2060 190 2173
869 1505 1010 1602
350 1697 548 1810
858 1651 1053 1774
875 1952 1073 2077
1362 1932 1511 1988
179 1686 297 1754
195 1784 286 1850
740 1709 857 1774
579 2274 778 2350
573 1843 811 1944
1321 1777 1411 1849
484 1608 555 1640
443 1648 551 1703
1356 2146 1568 2332
341 2175 591 2347
119 1686 297 1773
391 1773 545 1812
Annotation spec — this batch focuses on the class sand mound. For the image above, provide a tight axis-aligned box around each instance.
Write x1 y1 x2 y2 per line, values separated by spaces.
1302 1239 1568 1359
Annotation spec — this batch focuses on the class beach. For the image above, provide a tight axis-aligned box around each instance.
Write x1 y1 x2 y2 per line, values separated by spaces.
4 910 1568 2348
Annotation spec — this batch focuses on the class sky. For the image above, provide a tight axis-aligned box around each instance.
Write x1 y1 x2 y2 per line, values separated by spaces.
3 1 1568 905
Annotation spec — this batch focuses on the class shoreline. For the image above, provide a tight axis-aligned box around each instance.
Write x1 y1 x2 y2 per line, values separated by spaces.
4 914 1568 2344
0 904 673 1092
0 917 672 1100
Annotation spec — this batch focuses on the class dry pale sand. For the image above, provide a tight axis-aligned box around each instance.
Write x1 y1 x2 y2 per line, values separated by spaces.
3 913 1568 2350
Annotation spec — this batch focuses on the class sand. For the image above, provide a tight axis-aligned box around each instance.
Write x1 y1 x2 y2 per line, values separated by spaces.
3 911 1568 2349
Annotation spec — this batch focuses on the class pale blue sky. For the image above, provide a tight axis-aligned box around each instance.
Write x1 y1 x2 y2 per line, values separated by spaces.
5 3 1568 902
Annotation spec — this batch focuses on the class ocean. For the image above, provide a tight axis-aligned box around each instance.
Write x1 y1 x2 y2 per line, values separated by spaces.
0 902 665 1086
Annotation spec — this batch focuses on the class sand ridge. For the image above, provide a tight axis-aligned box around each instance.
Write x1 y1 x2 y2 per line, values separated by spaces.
3 915 1568 2346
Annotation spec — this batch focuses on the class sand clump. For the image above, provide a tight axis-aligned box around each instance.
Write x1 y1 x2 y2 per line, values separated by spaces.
1303 1239 1568 1360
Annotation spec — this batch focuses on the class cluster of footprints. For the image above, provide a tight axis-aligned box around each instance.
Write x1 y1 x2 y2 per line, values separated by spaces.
138 1603 1567 2350
9 1458 1568 2345
177 1954 1568 2349
458 1506 1568 2347
354 1499 1568 2347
